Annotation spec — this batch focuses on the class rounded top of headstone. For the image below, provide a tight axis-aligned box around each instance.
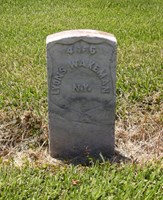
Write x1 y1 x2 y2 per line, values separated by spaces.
46 29 117 44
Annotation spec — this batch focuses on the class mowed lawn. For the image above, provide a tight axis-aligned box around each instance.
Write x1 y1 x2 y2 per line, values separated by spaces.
0 0 163 199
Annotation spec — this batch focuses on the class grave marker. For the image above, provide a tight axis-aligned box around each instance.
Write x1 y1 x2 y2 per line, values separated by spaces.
46 30 117 159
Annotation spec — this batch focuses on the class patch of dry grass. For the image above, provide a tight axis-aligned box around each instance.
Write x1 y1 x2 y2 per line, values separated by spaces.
0 94 162 166
115 103 162 162
0 110 48 157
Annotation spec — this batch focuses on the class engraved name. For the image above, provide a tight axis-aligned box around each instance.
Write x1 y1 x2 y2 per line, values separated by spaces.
69 59 111 93
51 67 67 95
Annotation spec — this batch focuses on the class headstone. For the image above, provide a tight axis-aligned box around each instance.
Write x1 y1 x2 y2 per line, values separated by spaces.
46 30 117 159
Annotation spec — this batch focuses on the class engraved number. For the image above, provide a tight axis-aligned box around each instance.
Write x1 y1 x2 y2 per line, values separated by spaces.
67 46 73 54
67 45 96 55
89 45 96 54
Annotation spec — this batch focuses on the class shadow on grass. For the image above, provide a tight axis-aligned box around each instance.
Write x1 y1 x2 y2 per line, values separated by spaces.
55 150 131 166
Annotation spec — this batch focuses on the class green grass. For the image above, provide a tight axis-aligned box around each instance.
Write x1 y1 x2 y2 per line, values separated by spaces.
0 161 162 200
0 0 163 199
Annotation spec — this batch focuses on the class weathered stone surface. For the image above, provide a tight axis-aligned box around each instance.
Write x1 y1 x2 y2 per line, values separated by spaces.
46 30 117 159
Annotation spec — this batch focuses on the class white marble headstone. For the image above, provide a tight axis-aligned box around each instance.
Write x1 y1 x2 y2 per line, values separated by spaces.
46 30 117 159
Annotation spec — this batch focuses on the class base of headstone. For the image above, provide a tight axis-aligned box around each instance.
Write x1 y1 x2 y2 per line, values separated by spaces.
49 116 115 159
